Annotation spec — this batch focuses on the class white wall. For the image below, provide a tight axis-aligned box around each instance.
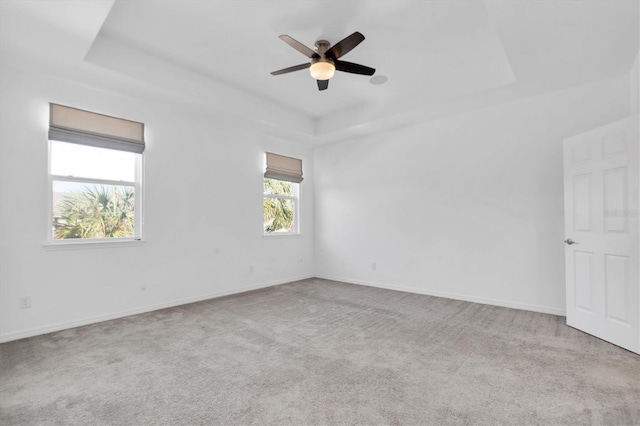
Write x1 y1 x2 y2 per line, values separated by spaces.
314 75 630 315
0 53 634 342
0 62 315 342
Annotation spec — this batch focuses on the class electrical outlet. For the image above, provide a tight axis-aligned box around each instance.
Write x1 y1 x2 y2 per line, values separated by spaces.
249 265 254 273
372 262 377 270
19 296 31 309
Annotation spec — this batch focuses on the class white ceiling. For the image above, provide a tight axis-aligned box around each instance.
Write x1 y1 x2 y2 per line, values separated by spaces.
0 0 638 144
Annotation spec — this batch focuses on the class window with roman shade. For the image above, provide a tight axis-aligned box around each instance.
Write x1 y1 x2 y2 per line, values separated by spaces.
263 152 302 234
48 104 145 243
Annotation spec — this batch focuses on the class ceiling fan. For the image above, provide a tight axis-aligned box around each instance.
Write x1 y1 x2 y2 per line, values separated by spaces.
271 31 376 91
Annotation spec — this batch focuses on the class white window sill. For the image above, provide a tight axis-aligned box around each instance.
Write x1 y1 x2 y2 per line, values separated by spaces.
262 232 301 238
43 239 145 251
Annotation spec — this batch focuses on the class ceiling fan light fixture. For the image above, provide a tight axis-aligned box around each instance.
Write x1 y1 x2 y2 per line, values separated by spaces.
309 60 335 80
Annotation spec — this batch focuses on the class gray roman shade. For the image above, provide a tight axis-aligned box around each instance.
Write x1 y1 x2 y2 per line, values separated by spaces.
49 103 145 153
264 152 303 183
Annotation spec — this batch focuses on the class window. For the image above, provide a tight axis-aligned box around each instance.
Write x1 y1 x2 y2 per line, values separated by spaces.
48 104 144 242
263 178 299 233
263 152 303 235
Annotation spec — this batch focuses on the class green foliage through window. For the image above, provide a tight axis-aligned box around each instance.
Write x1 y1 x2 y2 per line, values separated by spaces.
53 185 135 239
263 178 296 233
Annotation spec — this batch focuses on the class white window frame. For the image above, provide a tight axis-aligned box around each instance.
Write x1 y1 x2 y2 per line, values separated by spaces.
47 140 144 245
263 178 300 236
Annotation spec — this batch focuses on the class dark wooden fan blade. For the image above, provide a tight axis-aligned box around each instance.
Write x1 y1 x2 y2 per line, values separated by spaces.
335 60 376 76
271 63 310 76
327 31 365 59
279 35 319 58
317 79 329 91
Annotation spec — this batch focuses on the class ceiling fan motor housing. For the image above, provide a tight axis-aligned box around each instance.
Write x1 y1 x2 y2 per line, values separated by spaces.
311 56 335 67
314 40 331 55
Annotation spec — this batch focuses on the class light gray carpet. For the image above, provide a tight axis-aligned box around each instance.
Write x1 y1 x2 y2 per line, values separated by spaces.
1 278 639 425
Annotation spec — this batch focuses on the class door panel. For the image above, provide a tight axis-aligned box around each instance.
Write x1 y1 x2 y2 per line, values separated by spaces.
564 117 639 354
603 167 627 232
604 254 628 324
572 174 592 231
574 251 594 312
572 141 592 163
603 132 626 156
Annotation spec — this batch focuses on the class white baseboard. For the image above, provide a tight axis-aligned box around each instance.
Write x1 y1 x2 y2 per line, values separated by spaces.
0 275 313 343
0 274 565 343
315 274 566 317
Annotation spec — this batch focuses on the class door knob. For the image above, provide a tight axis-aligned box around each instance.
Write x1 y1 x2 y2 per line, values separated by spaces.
564 238 577 245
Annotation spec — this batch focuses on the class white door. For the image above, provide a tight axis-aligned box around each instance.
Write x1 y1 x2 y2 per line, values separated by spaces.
563 116 639 354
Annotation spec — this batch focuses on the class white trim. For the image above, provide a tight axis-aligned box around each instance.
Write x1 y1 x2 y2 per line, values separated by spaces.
315 274 567 317
263 179 300 235
43 239 145 250
51 175 136 187
134 152 143 241
47 139 53 241
263 194 297 201
47 140 143 243
262 232 301 238
0 275 314 343
0 275 565 343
